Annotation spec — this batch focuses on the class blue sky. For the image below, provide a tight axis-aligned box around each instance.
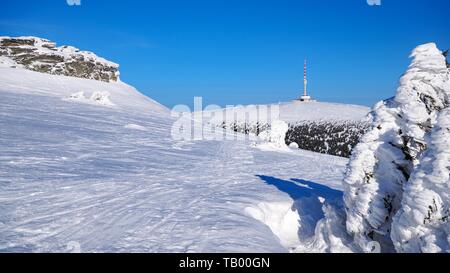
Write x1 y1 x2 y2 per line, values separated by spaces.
1 0 449 108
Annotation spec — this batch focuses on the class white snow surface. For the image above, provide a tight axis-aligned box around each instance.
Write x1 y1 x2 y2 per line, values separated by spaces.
205 100 370 125
0 67 167 113
256 120 291 153
0 67 349 253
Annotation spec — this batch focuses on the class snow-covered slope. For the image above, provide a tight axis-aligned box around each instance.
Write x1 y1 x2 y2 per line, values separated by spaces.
206 101 370 125
278 101 370 123
0 67 167 113
0 67 348 253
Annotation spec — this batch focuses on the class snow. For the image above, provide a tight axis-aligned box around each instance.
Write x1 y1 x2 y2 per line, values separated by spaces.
294 204 356 253
0 56 19 68
391 108 450 253
202 101 369 158
205 100 370 126
245 201 301 248
124 124 148 131
3 42 445 253
89 91 114 106
289 142 300 149
267 120 289 146
67 91 115 107
68 91 86 100
0 67 349 253
254 120 291 153
342 43 450 252
0 67 167 113
275 101 370 123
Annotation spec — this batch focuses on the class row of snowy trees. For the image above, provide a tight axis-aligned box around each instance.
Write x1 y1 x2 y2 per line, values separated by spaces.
286 121 369 158
343 43 450 252
219 120 369 158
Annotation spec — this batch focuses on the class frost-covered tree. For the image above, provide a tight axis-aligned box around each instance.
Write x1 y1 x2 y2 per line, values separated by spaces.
444 50 449 68
258 120 289 147
343 43 450 252
391 108 450 252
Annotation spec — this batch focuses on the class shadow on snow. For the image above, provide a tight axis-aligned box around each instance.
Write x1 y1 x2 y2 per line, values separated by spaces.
257 175 343 201
256 175 343 239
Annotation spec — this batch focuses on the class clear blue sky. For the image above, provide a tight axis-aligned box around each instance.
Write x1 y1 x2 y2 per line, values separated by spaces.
1 0 449 108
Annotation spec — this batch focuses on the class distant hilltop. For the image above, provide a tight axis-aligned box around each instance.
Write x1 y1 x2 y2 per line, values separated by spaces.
0 36 119 82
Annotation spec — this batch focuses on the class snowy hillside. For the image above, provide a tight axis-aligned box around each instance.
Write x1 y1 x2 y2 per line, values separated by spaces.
203 101 370 157
206 101 370 125
0 66 349 253
0 67 166 113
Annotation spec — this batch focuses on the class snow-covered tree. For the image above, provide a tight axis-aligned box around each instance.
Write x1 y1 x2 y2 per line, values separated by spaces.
391 108 450 252
258 120 289 148
343 43 450 252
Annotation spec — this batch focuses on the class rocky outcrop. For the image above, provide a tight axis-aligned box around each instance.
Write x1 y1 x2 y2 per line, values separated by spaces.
0 36 119 82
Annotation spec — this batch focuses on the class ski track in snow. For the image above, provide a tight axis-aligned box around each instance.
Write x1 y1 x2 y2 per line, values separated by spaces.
0 68 348 253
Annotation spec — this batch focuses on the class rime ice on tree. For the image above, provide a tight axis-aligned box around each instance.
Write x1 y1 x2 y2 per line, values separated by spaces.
343 43 450 252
